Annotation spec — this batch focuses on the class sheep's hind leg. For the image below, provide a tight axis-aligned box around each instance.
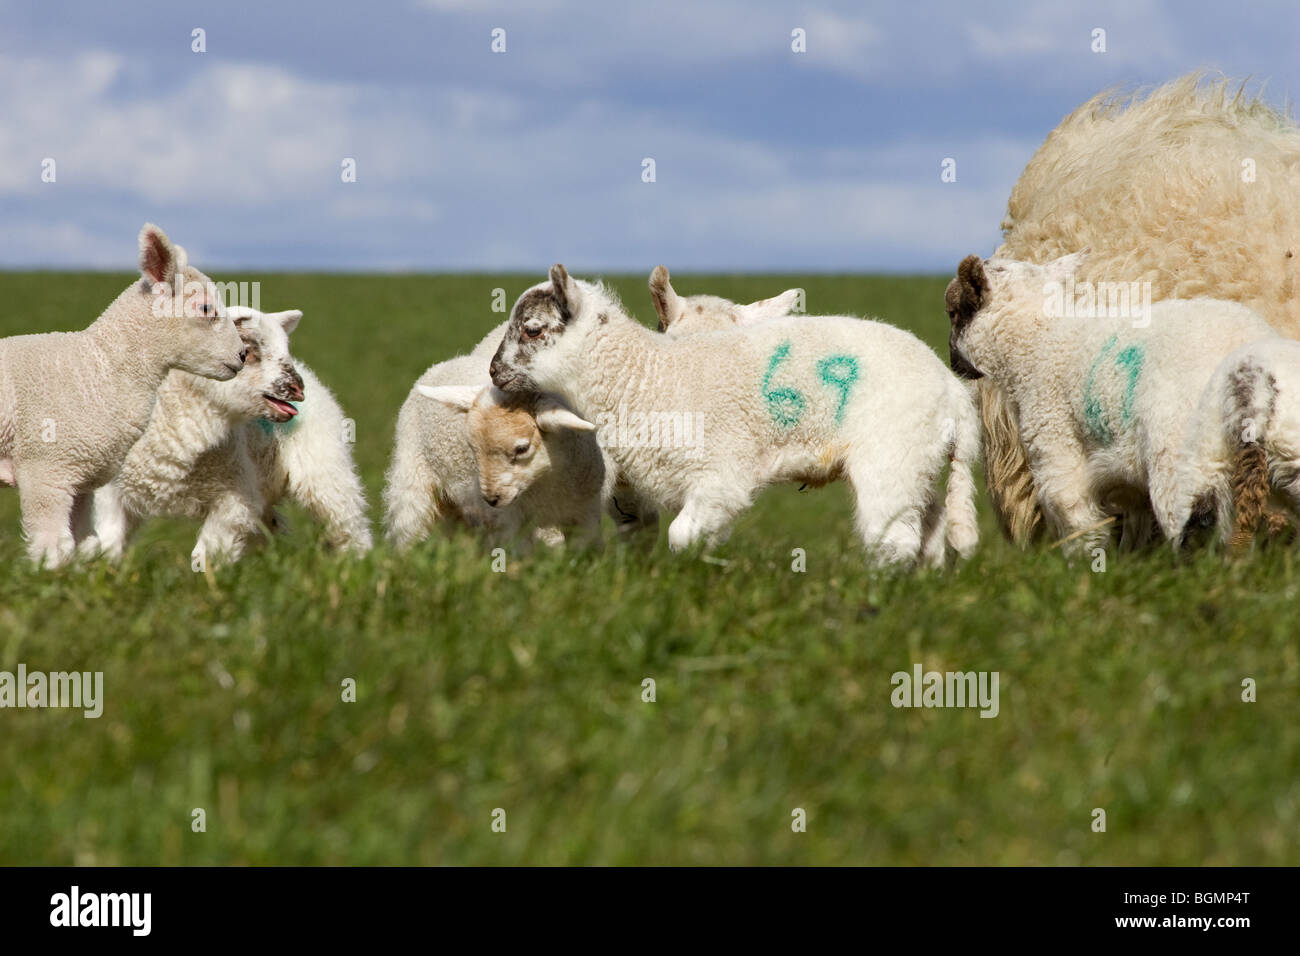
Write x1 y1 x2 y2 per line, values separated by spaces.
667 485 746 553
845 459 926 569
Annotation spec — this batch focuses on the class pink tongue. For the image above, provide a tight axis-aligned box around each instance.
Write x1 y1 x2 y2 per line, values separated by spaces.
272 399 298 417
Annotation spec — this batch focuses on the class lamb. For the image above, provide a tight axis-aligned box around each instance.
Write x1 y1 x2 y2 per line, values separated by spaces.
0 224 248 567
946 252 1279 554
385 320 655 550
648 266 802 337
91 306 373 566
488 265 980 568
983 73 1300 547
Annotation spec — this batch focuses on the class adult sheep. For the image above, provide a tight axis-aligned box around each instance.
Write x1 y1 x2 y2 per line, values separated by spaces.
984 73 1300 546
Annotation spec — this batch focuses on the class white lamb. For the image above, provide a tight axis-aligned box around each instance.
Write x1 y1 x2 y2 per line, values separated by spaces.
91 305 373 566
0 224 248 567
488 265 980 568
945 252 1279 553
385 321 655 550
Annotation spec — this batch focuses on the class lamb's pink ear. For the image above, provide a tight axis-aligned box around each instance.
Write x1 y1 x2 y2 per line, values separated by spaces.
139 223 179 287
649 265 683 331
738 288 802 323
549 263 580 320
269 310 303 335
417 384 482 412
535 397 595 433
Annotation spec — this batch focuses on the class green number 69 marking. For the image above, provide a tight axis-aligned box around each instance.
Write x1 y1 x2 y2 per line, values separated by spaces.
762 342 861 428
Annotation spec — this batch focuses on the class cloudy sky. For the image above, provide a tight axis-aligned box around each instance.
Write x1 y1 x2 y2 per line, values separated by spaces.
1 0 1297 272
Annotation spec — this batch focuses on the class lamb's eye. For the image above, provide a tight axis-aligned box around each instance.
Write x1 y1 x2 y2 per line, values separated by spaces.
201 303 214 316
946 309 956 320
513 440 531 457
523 321 543 338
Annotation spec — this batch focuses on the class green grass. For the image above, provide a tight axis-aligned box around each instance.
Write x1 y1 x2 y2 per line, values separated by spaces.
0 272 1296 865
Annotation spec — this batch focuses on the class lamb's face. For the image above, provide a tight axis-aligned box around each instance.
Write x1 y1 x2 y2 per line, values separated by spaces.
137 224 247 382
210 308 306 423
466 394 551 508
490 264 588 395
946 251 1089 380
649 265 801 337
417 384 597 509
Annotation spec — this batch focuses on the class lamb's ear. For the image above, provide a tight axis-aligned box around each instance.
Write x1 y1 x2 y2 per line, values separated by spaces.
139 223 180 287
534 398 596 433
226 305 257 326
417 384 482 412
549 263 580 320
956 255 989 313
738 288 802 323
269 310 303 335
1048 249 1089 280
649 265 683 331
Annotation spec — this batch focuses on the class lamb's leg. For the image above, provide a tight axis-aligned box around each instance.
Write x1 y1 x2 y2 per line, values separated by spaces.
384 453 440 551
88 483 138 561
845 458 926 568
1038 478 1110 559
193 490 263 568
282 443 373 554
18 474 76 568
667 483 747 552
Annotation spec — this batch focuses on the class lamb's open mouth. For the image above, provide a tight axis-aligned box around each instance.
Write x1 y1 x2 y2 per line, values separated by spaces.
263 395 299 422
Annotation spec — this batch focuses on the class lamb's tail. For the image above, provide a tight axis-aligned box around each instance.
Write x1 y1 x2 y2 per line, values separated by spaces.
1223 358 1276 554
944 386 981 559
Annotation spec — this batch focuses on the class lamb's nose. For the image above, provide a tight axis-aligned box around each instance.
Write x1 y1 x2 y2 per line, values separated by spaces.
483 493 501 507
287 369 305 401
237 348 250 365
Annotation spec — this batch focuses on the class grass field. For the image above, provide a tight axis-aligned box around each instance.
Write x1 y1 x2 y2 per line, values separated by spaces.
1 271 1297 865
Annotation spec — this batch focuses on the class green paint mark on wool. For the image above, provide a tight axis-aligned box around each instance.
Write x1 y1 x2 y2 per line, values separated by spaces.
1083 334 1118 444
1082 334 1145 445
816 354 859 424
1116 344 1145 426
761 340 805 428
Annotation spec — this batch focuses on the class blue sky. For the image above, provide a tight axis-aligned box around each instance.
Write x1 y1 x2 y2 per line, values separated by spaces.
1 0 1298 272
